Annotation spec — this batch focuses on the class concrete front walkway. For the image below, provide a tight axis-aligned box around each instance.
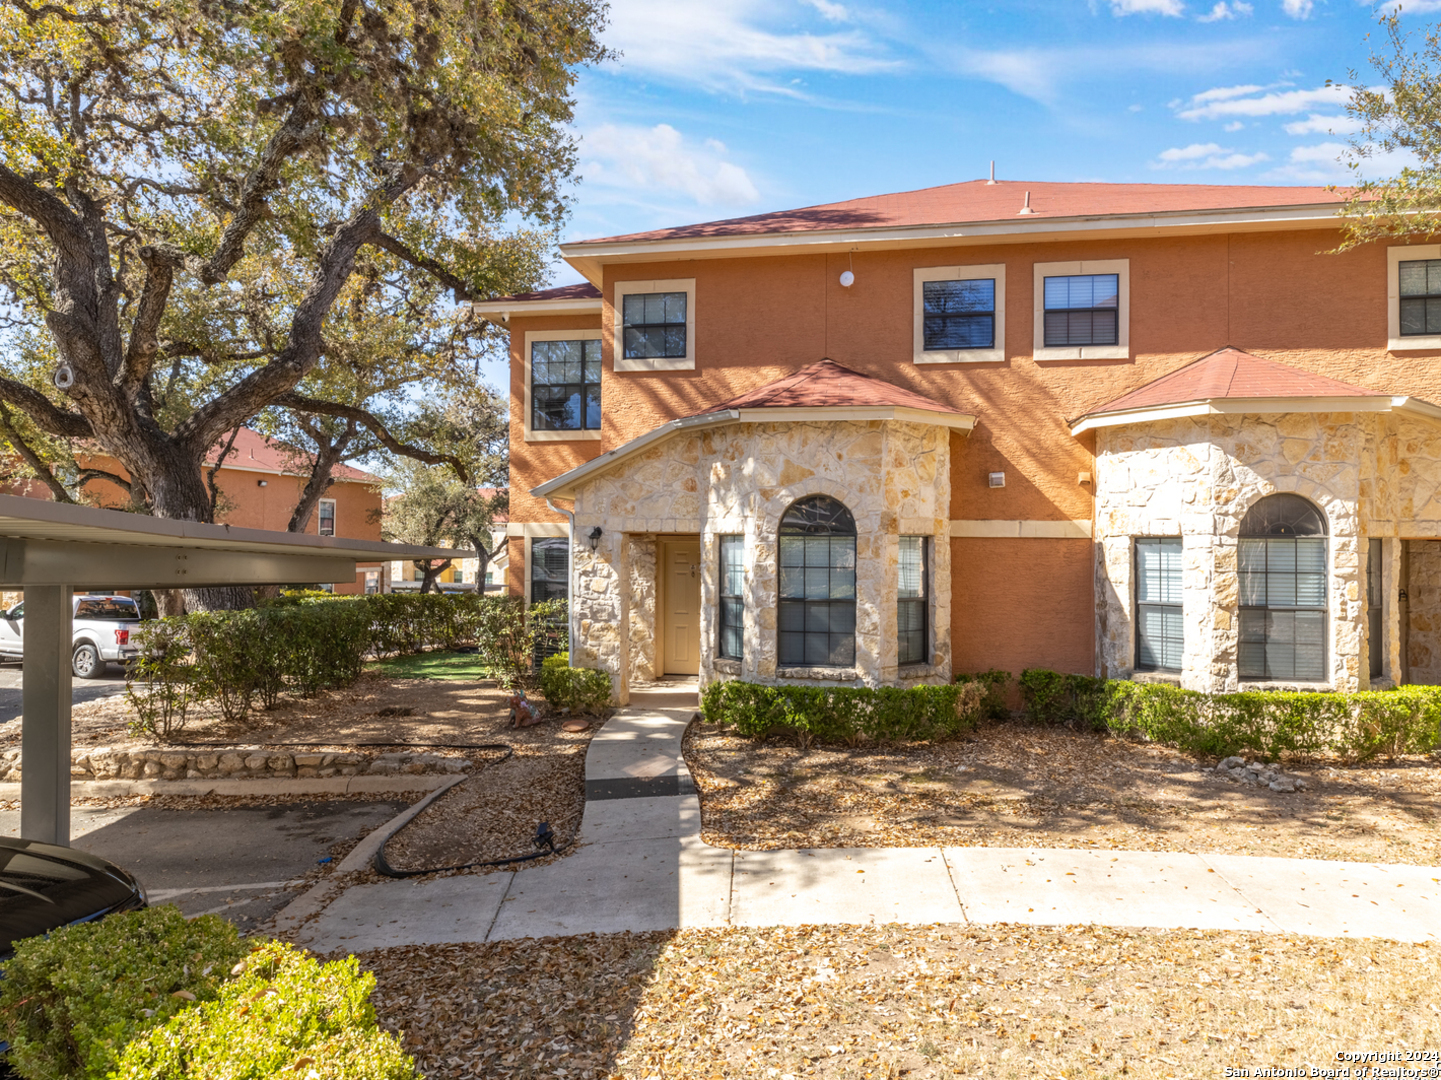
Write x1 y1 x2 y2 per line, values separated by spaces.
290 684 1441 952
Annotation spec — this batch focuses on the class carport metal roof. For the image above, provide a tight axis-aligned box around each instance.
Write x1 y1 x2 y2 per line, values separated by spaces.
0 493 462 849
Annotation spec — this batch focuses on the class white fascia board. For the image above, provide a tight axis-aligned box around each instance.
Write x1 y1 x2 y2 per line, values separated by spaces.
468 297 603 323
733 405 976 431
530 411 741 499
561 203 1347 282
1069 395 1395 436
1392 395 1441 423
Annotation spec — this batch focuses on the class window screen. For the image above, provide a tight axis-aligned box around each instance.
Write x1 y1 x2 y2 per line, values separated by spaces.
778 496 857 668
531 338 601 431
923 279 995 350
719 535 744 661
1238 495 1328 682
530 537 570 603
622 292 687 359
1399 259 1441 336
898 536 928 665
1135 538 1183 672
1043 273 1119 347
1367 538 1383 681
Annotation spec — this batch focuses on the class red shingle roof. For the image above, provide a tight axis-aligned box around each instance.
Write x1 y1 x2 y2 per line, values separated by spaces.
576 179 1345 245
208 428 381 484
484 282 601 303
1084 347 1384 417
695 359 965 416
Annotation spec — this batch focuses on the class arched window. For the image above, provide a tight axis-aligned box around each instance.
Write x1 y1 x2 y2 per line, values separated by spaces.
778 495 857 667
1239 494 1327 681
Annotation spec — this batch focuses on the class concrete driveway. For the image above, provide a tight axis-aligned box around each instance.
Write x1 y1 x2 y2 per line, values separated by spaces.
0 799 409 934
0 659 129 723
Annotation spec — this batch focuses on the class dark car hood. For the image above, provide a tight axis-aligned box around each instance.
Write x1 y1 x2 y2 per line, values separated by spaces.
0 838 140 958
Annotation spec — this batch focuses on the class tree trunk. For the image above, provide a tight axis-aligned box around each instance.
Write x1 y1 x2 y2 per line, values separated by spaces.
417 558 450 594
153 589 186 618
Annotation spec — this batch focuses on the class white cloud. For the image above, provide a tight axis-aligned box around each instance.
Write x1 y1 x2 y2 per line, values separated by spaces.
1224 120 1245 131
1110 0 1186 14
1197 1 1253 20
1155 141 1269 168
802 0 850 19
1281 0 1313 17
1283 113 1365 135
579 123 762 208
1377 0 1441 10
1176 83 1350 120
602 0 897 95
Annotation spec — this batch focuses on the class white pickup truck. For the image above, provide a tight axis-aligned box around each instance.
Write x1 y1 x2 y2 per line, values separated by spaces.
0 594 143 678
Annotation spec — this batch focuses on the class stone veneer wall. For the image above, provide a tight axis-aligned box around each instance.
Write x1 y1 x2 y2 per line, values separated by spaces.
569 418 953 696
1096 409 1441 693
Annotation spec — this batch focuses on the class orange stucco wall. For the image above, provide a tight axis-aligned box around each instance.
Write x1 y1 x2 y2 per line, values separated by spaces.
505 225 1433 674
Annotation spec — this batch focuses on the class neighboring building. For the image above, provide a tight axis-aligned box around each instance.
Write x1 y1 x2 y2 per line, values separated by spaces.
387 487 509 592
80 428 385 594
473 179 1441 704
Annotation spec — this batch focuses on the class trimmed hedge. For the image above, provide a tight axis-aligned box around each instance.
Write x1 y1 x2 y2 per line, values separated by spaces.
954 668 1012 719
109 941 417 1080
126 594 567 738
1017 668 1441 760
538 652 613 714
701 679 985 745
0 906 248 1080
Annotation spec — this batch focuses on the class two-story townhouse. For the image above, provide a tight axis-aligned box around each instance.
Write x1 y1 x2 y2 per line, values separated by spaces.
474 179 1441 705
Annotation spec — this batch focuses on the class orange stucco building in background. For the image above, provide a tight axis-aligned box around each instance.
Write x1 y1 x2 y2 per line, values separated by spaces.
478 179 1441 703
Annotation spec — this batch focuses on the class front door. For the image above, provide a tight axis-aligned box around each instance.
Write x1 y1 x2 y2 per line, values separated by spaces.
659 538 701 676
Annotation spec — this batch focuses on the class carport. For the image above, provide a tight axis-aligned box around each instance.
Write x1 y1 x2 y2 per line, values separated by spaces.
0 494 455 846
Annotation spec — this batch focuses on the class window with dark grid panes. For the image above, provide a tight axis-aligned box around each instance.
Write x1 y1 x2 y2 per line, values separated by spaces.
1043 273 1119 347
1238 494 1328 682
622 292 687 359
1135 537 1183 672
1399 259 1441 336
531 338 601 431
778 496 857 668
923 279 994 350
898 536 928 665
530 537 569 603
719 535 744 661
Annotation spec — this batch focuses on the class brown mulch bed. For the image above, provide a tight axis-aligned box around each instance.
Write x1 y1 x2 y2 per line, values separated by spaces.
684 721 1441 865
364 923 1441 1079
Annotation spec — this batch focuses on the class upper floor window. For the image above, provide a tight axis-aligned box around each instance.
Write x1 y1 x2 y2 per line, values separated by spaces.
1033 259 1129 361
1238 494 1327 683
778 495 857 668
614 279 696 372
1044 274 1118 347
913 265 1005 364
531 338 601 432
1399 259 1441 336
318 498 336 537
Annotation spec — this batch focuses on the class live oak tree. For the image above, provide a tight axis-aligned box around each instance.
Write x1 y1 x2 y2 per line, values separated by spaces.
0 0 607 607
1337 13 1441 247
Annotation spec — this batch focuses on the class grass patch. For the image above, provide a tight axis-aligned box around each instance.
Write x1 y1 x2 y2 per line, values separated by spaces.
367 650 491 682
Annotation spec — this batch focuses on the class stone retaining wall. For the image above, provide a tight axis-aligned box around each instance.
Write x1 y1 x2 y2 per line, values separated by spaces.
0 748 474 783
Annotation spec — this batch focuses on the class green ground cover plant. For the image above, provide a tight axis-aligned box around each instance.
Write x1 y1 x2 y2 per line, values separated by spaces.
702 679 985 746
369 649 492 681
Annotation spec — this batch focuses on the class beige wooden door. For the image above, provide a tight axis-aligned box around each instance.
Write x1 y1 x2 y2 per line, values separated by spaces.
659 538 701 676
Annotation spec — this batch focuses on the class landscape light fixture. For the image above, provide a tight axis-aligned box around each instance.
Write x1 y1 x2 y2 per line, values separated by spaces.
588 526 603 552
257 480 268 487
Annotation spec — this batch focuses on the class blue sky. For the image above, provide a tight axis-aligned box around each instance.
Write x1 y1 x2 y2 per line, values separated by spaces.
545 0 1422 286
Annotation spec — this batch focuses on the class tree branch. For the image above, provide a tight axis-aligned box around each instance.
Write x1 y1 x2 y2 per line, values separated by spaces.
273 391 472 483
0 377 93 438
76 468 132 495
206 424 243 513
116 244 181 395
0 402 74 503
0 162 87 253
371 231 477 301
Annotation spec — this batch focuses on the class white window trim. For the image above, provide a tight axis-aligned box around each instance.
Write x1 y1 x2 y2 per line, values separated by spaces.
912 264 1005 365
613 278 696 372
1032 259 1130 362
317 497 336 536
523 329 604 443
1388 244 1441 352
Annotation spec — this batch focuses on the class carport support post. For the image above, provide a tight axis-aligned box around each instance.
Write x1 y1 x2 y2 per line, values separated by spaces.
21 586 71 846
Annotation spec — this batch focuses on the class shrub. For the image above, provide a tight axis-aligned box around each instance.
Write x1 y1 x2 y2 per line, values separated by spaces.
473 596 567 689
954 668 1012 719
539 652 613 713
125 620 202 739
702 679 985 746
109 941 418 1080
0 906 248 1080
1015 669 1441 760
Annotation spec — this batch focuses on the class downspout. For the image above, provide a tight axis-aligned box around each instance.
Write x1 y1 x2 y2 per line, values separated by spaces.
546 497 578 657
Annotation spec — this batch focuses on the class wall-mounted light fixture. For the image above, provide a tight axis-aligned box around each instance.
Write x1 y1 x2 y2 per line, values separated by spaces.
588 525 603 552
257 480 268 487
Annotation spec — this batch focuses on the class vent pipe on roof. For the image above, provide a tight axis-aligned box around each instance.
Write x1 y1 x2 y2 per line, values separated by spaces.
1018 190 1034 215
987 161 995 185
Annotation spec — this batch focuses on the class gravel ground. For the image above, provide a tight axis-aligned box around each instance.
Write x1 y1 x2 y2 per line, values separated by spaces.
363 923 1441 1079
684 721 1441 865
